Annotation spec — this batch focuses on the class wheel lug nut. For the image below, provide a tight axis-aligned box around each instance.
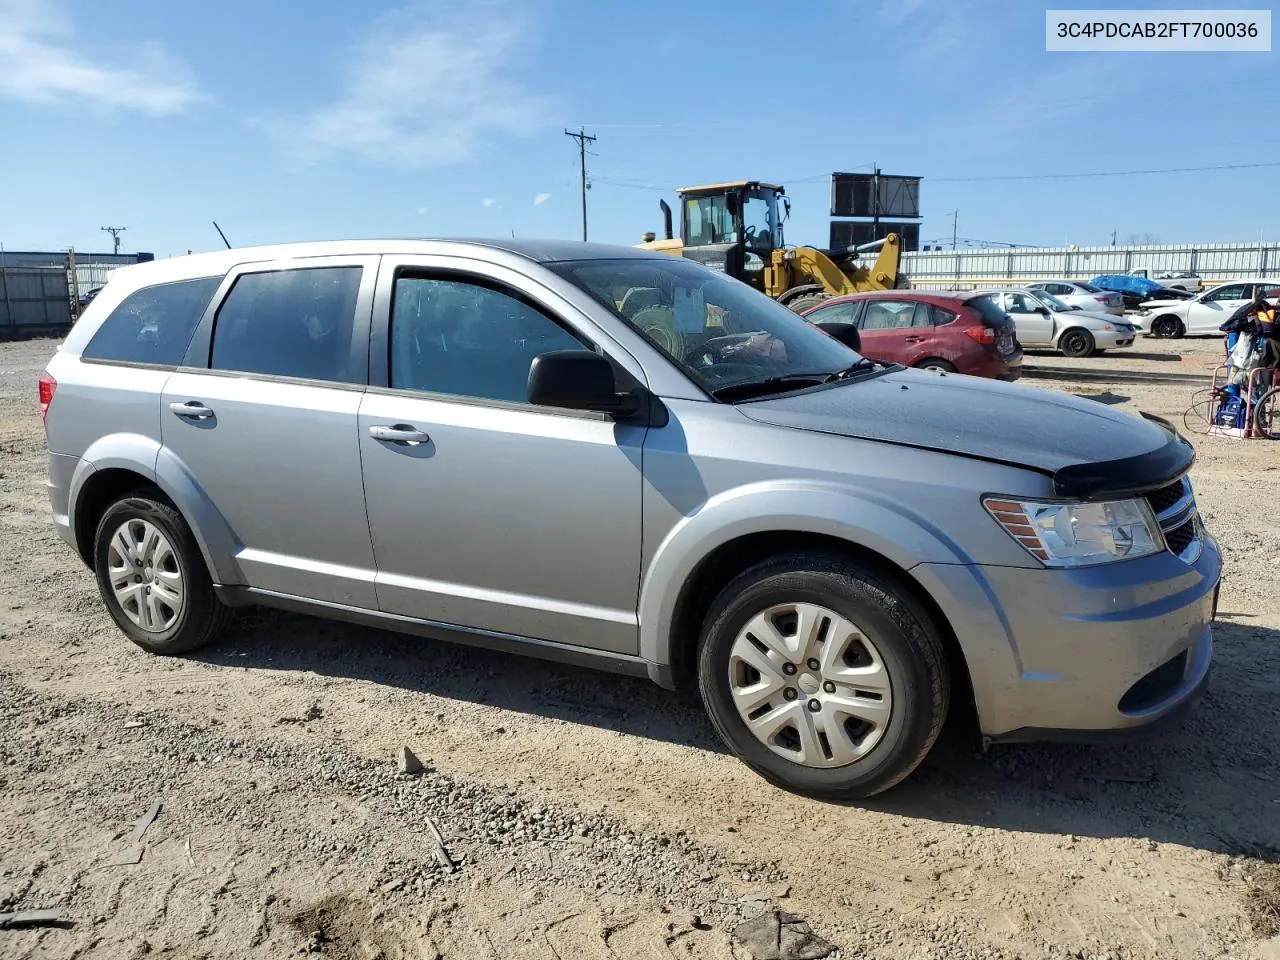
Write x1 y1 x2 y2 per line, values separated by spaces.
782 663 797 676
807 698 821 712
783 688 798 701
823 681 836 693
807 658 820 671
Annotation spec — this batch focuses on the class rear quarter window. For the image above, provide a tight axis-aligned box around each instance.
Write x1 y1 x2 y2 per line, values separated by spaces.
81 276 222 366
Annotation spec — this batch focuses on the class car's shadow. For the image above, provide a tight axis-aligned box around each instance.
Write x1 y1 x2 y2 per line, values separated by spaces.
195 611 1280 862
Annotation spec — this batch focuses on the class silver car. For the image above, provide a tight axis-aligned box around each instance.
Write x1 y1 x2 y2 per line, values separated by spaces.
1027 281 1126 316
40 240 1221 799
988 289 1139 357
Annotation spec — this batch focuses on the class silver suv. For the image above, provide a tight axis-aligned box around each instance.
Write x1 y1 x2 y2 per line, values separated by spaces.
40 240 1222 798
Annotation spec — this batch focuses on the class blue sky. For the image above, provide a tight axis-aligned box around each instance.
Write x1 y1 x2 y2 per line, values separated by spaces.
1 0 1277 258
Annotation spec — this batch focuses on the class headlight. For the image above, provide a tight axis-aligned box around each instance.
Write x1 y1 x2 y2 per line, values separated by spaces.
1102 323 1114 331
983 497 1163 567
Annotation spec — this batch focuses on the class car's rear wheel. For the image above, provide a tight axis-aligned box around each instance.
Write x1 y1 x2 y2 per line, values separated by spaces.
916 359 955 373
697 552 950 799
1150 315 1184 339
93 492 232 655
1059 328 1096 358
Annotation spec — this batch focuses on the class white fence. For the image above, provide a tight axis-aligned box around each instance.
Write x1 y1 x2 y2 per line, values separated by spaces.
900 241 1280 290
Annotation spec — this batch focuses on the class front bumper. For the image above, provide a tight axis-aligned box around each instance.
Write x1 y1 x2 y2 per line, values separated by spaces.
914 529 1222 740
1092 327 1139 349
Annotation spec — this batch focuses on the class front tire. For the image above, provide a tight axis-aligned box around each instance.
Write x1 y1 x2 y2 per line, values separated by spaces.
93 492 232 655
1150 315 1184 339
1059 328 1096 358
697 552 949 799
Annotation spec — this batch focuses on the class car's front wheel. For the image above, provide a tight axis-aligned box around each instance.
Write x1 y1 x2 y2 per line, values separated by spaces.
93 492 232 655
1149 315 1184 339
1059 328 1096 358
697 552 949 799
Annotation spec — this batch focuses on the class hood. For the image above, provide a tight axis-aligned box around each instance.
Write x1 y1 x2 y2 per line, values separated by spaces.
1053 309 1130 328
736 369 1193 498
1141 297 1186 309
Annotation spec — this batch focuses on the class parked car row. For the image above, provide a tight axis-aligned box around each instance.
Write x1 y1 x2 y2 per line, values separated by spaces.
800 285 1140 380
1135 278 1280 338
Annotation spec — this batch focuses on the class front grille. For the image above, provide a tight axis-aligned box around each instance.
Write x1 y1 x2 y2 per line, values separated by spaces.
1165 520 1195 555
1119 651 1188 713
1145 477 1201 561
1146 479 1188 514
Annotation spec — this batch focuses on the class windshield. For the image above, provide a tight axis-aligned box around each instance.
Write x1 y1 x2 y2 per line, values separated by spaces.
741 189 780 252
1076 282 1102 293
549 256 867 397
1032 290 1071 312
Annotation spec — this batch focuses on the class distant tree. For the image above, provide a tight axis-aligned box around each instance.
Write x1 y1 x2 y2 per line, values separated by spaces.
1125 233 1160 245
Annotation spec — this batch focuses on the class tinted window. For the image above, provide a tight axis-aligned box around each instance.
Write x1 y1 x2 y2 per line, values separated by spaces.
82 277 220 365
390 276 587 404
930 305 957 325
805 302 858 325
965 295 1008 325
210 267 362 383
1205 283 1247 302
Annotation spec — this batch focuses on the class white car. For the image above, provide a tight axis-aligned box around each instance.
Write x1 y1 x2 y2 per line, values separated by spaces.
988 289 1139 357
1137 278 1280 338
1025 281 1125 316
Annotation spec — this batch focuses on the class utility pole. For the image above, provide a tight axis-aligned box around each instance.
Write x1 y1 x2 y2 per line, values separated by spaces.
950 210 958 251
564 127 596 241
100 226 126 254
1111 229 1117 246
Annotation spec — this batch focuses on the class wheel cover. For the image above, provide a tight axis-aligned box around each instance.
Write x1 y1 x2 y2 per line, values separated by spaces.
727 602 893 768
1063 332 1087 354
106 519 185 633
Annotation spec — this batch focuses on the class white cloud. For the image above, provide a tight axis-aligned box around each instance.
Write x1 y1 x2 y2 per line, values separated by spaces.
0 0 203 114
480 198 497 209
276 0 554 169
533 192 551 206
415 206 429 215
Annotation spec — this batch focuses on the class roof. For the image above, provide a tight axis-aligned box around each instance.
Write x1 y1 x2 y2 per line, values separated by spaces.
676 181 785 195
833 289 978 302
96 237 675 288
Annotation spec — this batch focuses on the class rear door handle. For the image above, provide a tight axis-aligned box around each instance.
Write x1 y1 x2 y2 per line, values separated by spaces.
904 336 924 343
369 424 430 445
169 401 214 420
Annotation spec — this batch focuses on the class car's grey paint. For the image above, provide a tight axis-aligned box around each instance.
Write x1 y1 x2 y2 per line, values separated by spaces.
734 366 1171 474
43 238 1222 743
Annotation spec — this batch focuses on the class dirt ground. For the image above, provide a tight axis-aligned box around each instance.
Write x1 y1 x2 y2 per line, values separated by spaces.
1 335 1278 960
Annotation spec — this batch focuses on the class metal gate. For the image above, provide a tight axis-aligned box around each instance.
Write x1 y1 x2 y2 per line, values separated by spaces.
0 264 72 337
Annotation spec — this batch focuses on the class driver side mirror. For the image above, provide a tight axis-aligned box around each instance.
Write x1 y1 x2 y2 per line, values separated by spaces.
816 322 861 352
527 350 641 418
1036 306 1050 315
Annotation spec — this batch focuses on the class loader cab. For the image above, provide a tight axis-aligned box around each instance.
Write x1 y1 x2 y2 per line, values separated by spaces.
678 181 787 292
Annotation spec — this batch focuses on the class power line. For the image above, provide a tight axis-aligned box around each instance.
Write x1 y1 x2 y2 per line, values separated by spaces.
564 127 597 241
933 159 1280 183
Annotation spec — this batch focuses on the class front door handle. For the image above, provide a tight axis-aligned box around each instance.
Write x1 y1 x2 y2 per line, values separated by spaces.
169 401 214 420
903 335 924 343
369 424 430 445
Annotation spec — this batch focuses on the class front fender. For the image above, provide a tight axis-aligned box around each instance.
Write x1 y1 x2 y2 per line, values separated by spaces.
69 434 243 586
637 480 972 667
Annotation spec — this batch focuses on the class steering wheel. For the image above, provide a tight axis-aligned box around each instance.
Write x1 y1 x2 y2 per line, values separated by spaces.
684 332 761 368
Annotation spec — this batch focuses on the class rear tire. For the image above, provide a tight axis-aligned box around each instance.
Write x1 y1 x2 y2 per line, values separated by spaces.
696 552 950 799
785 293 830 315
916 359 955 373
1150 315 1184 339
1059 328 1096 358
93 492 232 655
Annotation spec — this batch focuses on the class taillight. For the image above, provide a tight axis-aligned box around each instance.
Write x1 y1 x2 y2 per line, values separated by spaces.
38 371 56 422
963 326 997 345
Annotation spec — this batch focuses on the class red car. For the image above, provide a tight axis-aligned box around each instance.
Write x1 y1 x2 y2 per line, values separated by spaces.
800 290 1023 381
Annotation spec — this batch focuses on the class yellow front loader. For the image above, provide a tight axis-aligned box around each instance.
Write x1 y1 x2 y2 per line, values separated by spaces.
636 180 903 313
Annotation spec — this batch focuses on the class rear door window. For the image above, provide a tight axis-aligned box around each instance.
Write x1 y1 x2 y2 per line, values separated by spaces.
804 301 859 325
81 277 221 366
859 299 919 330
209 266 363 383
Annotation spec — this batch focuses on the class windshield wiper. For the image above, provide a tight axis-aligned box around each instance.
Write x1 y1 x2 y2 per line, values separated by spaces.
711 373 832 401
822 358 881 381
